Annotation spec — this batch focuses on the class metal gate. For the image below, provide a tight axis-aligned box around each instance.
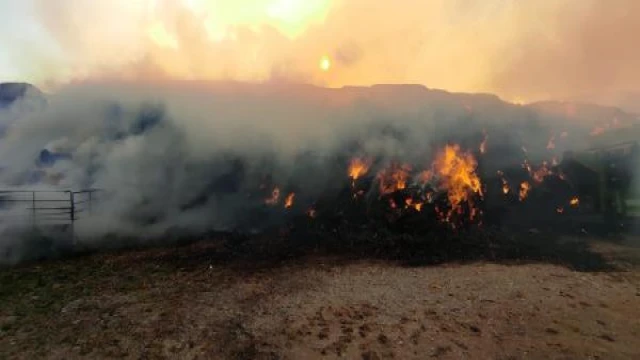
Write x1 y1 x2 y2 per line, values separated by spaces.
0 189 100 226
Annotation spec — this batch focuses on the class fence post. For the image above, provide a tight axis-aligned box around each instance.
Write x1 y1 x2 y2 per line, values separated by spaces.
32 191 36 227
70 191 75 223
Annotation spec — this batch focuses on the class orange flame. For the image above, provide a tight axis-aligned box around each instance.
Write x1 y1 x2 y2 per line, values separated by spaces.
403 198 423 211
377 163 412 195
433 144 482 213
569 197 579 207
265 187 280 205
499 174 510 195
519 181 531 201
284 192 295 208
348 157 372 182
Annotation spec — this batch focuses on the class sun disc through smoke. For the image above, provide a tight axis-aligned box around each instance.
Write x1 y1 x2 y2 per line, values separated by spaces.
319 55 331 72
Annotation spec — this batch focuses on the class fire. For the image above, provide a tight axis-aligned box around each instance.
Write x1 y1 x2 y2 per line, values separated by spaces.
519 181 530 201
284 192 295 208
405 198 423 211
265 187 281 205
569 196 579 207
377 163 412 195
433 144 482 211
531 161 551 183
348 157 371 183
497 172 509 195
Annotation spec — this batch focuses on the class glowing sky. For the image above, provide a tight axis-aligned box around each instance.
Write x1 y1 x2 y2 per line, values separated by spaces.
1 0 639 104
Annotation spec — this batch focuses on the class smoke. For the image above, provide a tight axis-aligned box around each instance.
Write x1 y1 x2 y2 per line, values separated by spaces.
0 0 636 108
490 0 640 104
0 79 613 264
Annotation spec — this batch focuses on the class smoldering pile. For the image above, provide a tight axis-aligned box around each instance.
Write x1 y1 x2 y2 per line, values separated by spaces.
0 81 634 264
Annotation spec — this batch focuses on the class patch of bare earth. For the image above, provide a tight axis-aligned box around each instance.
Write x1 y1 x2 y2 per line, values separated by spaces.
1 237 640 360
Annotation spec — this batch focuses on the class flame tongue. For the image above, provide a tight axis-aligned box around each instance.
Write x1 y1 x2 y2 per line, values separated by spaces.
431 144 483 225
377 163 412 195
284 192 295 208
434 144 482 208
348 157 371 182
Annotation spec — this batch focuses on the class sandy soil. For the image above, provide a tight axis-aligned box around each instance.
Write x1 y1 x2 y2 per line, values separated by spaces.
1 236 640 360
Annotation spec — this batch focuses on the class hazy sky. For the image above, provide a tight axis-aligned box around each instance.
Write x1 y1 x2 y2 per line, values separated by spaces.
1 0 639 104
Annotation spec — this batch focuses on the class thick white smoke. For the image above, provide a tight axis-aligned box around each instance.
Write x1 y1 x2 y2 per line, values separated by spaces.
0 80 636 263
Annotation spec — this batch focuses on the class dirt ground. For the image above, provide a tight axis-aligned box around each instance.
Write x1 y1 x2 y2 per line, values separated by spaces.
1 235 640 360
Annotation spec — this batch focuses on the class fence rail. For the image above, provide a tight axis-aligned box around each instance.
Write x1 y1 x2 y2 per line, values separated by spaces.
0 189 101 226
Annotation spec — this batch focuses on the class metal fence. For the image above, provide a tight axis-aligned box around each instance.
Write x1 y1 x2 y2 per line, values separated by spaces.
0 189 101 226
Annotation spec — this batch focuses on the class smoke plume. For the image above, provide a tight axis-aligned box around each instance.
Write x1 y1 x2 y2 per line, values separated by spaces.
4 78 636 265
0 0 637 109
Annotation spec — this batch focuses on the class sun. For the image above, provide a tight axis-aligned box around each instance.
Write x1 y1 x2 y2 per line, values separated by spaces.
319 55 331 72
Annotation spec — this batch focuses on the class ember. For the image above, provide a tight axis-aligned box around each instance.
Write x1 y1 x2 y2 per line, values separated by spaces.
265 187 281 205
284 193 295 209
569 197 579 207
519 181 531 201
498 172 510 195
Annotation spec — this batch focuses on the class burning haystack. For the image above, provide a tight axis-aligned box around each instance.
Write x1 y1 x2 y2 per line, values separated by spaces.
0 81 637 264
